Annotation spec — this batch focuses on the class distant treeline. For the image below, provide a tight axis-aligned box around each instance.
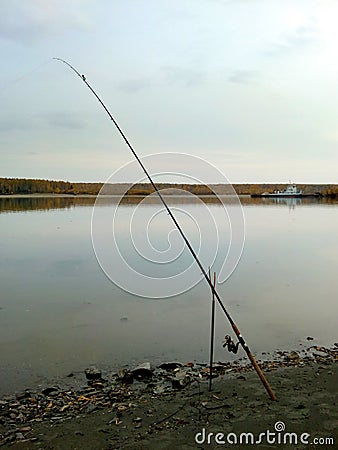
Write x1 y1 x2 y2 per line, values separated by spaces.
0 178 337 197
0 178 103 195
125 182 338 197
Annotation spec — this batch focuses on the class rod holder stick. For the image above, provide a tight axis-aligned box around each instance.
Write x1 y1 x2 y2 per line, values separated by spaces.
208 270 216 391
54 57 277 401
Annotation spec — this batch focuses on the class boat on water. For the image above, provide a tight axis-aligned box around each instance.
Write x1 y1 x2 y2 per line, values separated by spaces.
251 184 322 198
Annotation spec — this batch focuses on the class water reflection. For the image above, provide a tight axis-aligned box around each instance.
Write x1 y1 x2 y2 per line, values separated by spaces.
0 196 96 213
0 194 335 213
264 197 303 210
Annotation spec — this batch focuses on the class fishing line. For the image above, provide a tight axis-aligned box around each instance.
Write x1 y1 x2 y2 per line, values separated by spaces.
0 59 52 95
53 57 276 401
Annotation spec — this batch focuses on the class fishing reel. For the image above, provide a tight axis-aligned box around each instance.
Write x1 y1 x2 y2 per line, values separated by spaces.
222 334 240 354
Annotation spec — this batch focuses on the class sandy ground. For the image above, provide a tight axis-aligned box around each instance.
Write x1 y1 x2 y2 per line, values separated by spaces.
0 355 337 450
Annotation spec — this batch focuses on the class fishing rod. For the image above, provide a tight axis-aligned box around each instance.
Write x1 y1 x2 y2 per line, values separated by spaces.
54 58 276 401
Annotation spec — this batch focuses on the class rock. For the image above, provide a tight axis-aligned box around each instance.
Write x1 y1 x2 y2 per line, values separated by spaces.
85 367 102 381
287 351 300 361
15 432 25 440
159 362 183 371
201 367 219 378
74 430 84 436
118 369 134 384
313 351 329 358
16 391 31 400
42 387 59 397
306 336 314 340
153 385 167 395
16 412 25 422
295 404 306 409
117 404 128 412
97 426 110 433
172 369 191 389
237 375 246 381
91 381 105 389
59 405 69 412
131 363 153 381
315 346 328 353
86 404 98 414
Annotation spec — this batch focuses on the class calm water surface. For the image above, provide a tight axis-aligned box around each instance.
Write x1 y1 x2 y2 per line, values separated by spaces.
0 196 337 394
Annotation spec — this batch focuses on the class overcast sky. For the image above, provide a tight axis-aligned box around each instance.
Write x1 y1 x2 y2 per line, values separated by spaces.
1 0 337 183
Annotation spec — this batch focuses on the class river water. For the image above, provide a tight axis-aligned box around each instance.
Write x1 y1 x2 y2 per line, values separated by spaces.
0 195 337 394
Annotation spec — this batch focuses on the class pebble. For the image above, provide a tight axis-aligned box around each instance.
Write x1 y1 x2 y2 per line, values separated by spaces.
118 369 134 384
159 362 183 371
172 370 191 389
74 430 84 436
16 391 31 401
85 367 102 381
42 387 59 397
237 375 246 381
15 433 25 440
86 404 98 414
287 351 300 361
131 362 153 381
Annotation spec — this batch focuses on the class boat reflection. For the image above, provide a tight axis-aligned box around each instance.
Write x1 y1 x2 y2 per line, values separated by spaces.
263 197 303 209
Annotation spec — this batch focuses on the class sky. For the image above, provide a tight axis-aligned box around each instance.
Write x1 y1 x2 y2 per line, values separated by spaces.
0 0 337 183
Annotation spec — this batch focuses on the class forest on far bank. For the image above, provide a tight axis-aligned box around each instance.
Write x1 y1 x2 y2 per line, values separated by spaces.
0 177 337 197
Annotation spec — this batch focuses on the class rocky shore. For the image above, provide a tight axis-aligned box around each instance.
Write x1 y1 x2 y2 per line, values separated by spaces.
0 345 337 449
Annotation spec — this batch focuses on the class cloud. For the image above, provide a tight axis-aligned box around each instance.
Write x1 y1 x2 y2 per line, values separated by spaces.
0 0 92 44
227 70 261 85
162 65 206 87
0 117 32 132
117 78 153 93
0 112 86 133
42 112 87 129
267 20 319 56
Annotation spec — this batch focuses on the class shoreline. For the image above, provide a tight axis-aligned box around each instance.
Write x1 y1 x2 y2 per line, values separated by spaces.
1 346 336 449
